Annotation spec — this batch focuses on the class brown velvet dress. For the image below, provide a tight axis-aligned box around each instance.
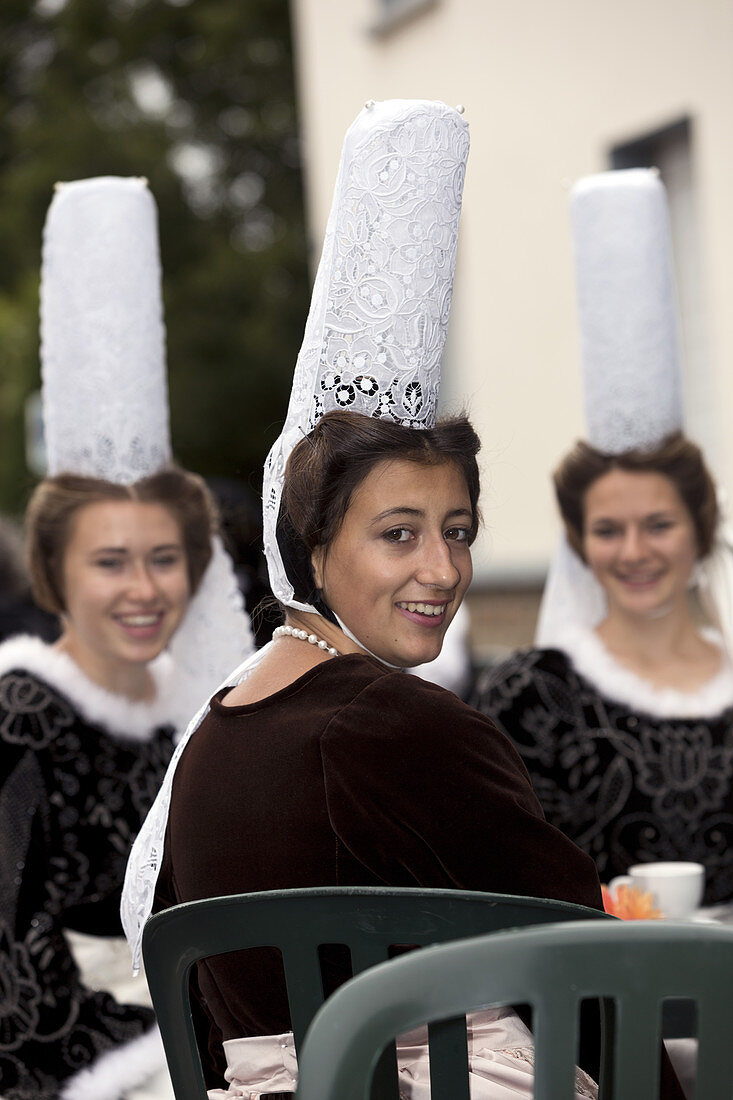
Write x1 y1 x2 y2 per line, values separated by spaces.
155 653 607 1086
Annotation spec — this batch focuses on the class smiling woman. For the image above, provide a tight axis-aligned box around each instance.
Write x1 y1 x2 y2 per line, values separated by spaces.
26 470 214 699
141 409 604 1100
310 457 472 667
0 467 217 1100
474 168 733 918
280 410 478 670
0 171 253 1100
474 431 733 904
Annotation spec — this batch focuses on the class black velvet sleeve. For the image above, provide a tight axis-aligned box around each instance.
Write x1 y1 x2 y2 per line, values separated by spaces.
322 670 603 912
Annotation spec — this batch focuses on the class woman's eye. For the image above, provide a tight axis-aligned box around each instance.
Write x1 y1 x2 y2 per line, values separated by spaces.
152 554 182 568
444 527 468 542
648 521 674 534
383 527 412 543
590 527 618 540
95 558 123 570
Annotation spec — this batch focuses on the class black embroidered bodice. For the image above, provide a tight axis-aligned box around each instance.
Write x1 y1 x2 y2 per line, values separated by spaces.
473 647 733 905
0 665 174 1099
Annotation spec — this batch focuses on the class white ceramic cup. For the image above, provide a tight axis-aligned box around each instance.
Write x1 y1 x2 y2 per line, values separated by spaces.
609 861 705 918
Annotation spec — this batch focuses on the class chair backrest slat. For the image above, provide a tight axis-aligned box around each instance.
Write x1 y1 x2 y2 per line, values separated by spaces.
349 939 394 974
696 1000 733 1100
280 944 329 1050
427 1017 471 1100
369 1044 401 1100
533 989 579 1100
613 996 661 1098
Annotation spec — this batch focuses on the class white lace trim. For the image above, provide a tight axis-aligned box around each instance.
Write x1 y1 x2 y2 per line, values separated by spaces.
166 535 255 729
59 1024 166 1100
0 634 182 741
555 622 733 719
122 643 272 972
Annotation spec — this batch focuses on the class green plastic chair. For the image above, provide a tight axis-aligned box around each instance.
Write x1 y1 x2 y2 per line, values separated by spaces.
142 885 608 1100
296 918 733 1100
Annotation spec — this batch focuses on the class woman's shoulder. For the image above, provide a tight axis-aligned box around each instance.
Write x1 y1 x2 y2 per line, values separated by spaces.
473 645 575 706
0 635 75 705
486 645 572 679
0 633 59 681
319 656 550 826
555 624 733 721
322 654 519 751
0 633 177 745
0 635 78 752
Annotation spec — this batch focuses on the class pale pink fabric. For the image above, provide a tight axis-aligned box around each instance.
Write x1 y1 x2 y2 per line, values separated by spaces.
207 1008 598 1099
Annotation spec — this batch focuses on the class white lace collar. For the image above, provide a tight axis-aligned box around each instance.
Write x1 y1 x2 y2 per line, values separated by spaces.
554 623 733 719
0 634 185 741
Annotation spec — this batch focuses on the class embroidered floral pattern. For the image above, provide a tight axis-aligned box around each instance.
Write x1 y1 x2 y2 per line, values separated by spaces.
0 673 74 749
0 667 173 1098
474 648 733 903
0 929 41 1051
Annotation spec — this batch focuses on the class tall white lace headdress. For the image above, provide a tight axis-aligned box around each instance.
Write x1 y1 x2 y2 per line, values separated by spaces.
264 98 469 611
122 99 470 970
41 176 253 725
535 168 685 646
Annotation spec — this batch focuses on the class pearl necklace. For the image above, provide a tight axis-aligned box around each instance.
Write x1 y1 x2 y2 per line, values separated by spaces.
273 624 340 657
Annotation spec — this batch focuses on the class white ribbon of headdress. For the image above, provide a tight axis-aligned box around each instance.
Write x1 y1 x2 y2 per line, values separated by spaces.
535 532 607 648
122 641 269 972
697 489 733 656
536 168 698 649
122 100 470 971
41 177 254 732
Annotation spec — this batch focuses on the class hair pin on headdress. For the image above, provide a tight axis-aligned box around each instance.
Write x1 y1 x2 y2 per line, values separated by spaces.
298 424 317 451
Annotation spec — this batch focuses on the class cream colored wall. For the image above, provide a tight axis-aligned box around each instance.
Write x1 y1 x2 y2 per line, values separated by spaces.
290 0 733 583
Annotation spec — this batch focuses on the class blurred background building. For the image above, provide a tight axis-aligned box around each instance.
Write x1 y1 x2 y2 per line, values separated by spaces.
1 0 731 662
289 0 733 658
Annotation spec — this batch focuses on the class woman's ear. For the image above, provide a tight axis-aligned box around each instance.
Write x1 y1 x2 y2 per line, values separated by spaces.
311 545 325 590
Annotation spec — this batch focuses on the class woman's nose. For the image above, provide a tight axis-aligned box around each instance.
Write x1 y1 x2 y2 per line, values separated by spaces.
417 536 460 589
128 563 158 601
619 526 647 561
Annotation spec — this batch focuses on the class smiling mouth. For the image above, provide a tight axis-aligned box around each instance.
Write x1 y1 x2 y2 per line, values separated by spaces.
616 573 664 586
116 613 163 625
114 612 166 635
396 601 448 618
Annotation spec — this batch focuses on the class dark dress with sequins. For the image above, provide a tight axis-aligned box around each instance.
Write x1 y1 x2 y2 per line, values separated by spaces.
0 636 175 1100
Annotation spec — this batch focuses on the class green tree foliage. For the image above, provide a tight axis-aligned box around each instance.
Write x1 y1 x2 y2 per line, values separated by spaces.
0 0 309 514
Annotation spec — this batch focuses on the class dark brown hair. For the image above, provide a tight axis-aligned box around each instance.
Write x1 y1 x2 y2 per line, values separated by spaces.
26 468 217 614
279 410 481 607
554 431 718 560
